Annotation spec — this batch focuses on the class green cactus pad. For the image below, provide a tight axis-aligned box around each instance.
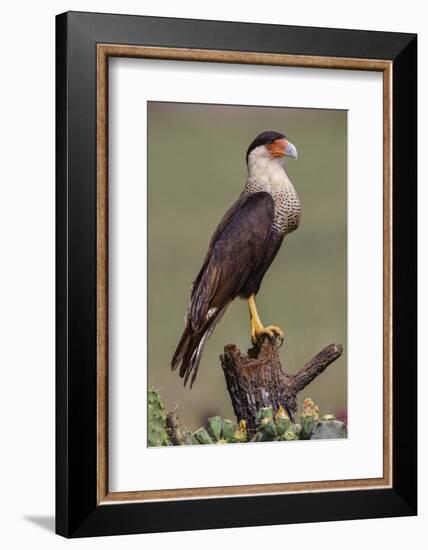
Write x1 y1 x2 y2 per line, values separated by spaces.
256 407 274 425
221 419 237 442
275 415 291 436
147 387 170 447
207 416 223 442
193 427 214 445
300 416 318 439
148 387 346 446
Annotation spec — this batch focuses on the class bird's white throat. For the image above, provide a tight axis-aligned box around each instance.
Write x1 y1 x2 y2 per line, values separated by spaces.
244 151 301 236
246 155 291 194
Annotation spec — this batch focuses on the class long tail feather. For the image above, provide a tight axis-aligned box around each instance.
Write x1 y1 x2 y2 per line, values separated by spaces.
171 324 207 388
171 324 192 371
171 308 225 388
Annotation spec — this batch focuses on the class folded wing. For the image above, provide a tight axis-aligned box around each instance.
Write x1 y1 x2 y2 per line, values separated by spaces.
171 191 275 387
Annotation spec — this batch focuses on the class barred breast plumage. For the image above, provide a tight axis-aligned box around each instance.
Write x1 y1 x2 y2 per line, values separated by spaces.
242 169 301 236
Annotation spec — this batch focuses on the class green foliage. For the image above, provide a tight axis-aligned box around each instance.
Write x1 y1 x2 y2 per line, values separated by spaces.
207 416 223 441
169 420 198 445
192 416 247 444
193 427 214 445
252 406 300 442
299 398 320 439
147 387 170 447
148 387 347 446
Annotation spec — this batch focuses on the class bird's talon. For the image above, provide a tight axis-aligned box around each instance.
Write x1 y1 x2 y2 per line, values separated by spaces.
252 325 285 347
248 295 285 348
264 325 284 340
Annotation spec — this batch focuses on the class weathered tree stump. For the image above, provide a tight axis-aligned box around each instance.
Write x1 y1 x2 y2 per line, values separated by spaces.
220 337 343 432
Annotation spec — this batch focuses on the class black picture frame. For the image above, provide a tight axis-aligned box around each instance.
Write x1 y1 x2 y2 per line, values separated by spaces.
56 11 417 538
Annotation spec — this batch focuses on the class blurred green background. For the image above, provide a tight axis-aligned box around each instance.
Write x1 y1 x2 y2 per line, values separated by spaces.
147 102 347 431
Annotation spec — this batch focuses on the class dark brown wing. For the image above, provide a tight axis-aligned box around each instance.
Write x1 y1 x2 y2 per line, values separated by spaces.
190 194 246 299
189 191 275 330
172 192 275 386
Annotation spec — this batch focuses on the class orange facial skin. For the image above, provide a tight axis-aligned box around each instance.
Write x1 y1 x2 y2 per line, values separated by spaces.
266 138 288 157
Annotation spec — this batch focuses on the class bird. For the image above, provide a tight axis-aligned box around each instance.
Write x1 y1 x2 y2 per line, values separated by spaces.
171 130 301 388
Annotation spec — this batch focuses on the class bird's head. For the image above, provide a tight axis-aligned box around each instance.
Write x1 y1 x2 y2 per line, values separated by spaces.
246 131 298 169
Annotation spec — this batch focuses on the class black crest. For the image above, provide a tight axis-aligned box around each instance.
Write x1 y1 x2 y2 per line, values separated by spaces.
246 131 286 163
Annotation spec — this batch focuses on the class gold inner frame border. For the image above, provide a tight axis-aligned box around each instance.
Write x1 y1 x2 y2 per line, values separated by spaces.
96 44 393 504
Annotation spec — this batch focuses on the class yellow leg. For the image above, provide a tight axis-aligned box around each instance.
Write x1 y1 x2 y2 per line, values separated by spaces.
247 294 284 346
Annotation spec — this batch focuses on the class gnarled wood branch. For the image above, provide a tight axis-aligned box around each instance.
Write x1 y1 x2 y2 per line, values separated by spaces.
220 337 343 432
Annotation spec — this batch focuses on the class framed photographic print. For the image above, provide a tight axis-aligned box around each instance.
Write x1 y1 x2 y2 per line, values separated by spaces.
56 11 417 538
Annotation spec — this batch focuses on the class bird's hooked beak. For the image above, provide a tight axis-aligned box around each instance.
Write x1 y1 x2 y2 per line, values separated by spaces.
285 141 298 160
267 138 298 160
